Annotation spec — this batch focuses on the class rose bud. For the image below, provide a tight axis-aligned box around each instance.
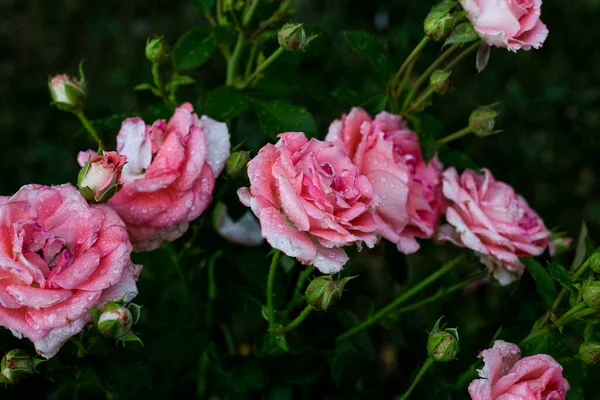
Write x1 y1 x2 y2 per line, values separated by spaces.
305 275 355 311
97 302 134 340
427 318 459 362
48 74 86 112
0 349 35 384
430 70 451 94
77 150 127 203
225 151 250 179
582 282 600 311
469 106 498 137
145 36 170 64
579 341 600 365
589 249 600 274
278 23 309 51
424 2 455 41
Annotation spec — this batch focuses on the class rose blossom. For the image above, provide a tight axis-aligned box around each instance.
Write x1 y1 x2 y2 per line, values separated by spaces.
237 132 378 273
0 184 141 358
438 168 551 285
469 340 569 399
326 108 445 254
460 0 548 52
77 151 127 203
79 103 231 251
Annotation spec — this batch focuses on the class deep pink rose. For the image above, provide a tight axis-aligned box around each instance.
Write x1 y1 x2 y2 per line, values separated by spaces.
438 168 551 285
460 0 548 51
326 108 445 253
81 103 231 251
0 184 141 358
469 340 569 400
77 151 127 203
238 132 378 273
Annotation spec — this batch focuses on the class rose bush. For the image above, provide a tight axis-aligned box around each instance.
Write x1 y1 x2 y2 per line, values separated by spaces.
326 108 445 253
238 132 379 273
469 340 570 399
460 0 548 51
0 184 140 358
79 103 231 251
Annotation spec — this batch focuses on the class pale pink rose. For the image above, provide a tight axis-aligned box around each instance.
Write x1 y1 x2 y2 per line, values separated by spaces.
438 168 551 285
80 103 231 251
214 204 264 247
460 0 548 51
238 132 378 273
0 184 141 358
77 151 127 203
326 108 445 254
48 74 85 107
469 340 569 400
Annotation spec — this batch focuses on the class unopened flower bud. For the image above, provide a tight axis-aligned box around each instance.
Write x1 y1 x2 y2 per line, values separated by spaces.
430 70 451 94
424 11 454 41
278 23 309 51
48 74 86 112
469 106 498 137
579 341 600 365
427 318 459 362
589 249 600 274
145 36 170 64
0 349 35 384
97 302 133 340
305 275 355 311
226 151 250 179
77 150 126 203
582 282 600 311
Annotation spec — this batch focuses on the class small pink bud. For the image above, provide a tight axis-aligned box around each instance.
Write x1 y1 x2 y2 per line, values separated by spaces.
48 74 86 111
77 151 127 203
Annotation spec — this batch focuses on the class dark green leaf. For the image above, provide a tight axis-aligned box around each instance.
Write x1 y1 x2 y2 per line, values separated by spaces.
418 129 437 163
522 258 557 307
331 343 368 390
254 99 317 138
213 25 237 47
203 86 249 120
134 82 154 91
584 323 594 342
439 149 480 170
361 93 388 115
571 221 588 271
342 30 389 80
193 0 215 13
548 262 577 294
167 75 196 91
520 329 550 356
172 27 215 70
444 23 479 46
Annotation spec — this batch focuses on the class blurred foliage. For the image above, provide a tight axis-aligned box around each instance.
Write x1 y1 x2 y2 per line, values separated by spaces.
1 0 600 398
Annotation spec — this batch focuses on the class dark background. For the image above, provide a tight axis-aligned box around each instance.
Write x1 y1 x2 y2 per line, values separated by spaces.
1 0 599 398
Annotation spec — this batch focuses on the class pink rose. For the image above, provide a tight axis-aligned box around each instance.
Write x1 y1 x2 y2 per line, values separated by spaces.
238 132 378 273
438 168 551 285
460 0 548 51
326 108 445 254
77 151 127 203
0 184 141 358
469 340 569 400
82 103 231 251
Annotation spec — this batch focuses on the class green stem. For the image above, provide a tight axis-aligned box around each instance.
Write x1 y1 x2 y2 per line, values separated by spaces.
226 33 245 86
397 358 434 400
436 127 472 146
280 305 313 333
244 42 259 79
243 0 260 27
208 250 222 300
390 37 430 99
554 302 587 326
238 47 285 89
445 41 480 71
164 243 197 316
336 255 464 342
402 44 460 112
392 272 486 317
285 267 313 315
266 250 281 334
74 111 102 147
408 86 435 113
151 63 175 109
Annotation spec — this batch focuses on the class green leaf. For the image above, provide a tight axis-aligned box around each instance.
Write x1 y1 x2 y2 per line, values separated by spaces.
134 82 154 91
360 93 388 115
254 100 317 138
418 129 437 163
172 27 215 70
193 0 215 13
584 323 594 342
166 74 196 90
213 25 237 47
522 258 557 307
444 23 479 46
203 86 249 120
571 222 588 271
342 30 389 80
548 262 577 294
520 329 550 356
331 343 368 390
